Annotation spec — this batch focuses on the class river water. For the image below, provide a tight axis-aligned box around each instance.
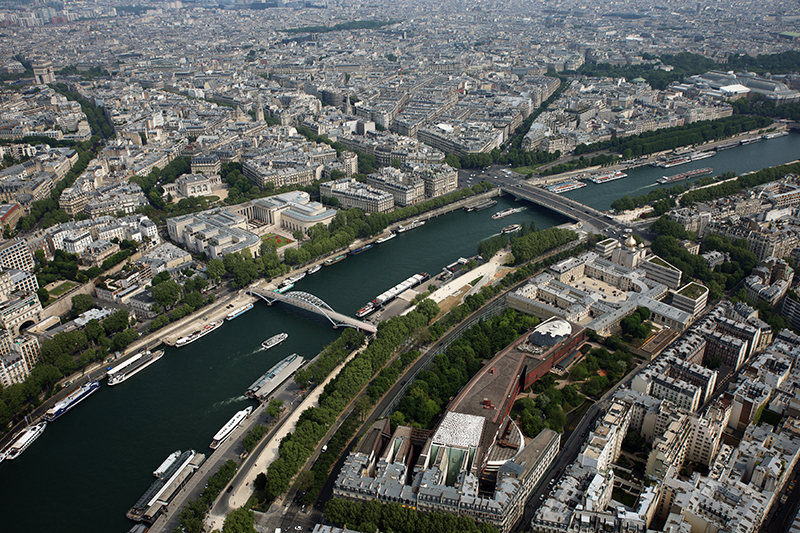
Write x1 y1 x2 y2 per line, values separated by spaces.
0 196 566 533
4 132 800 532
562 131 800 210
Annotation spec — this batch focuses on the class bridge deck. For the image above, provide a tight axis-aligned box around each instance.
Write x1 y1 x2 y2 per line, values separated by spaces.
503 184 617 232
250 288 378 334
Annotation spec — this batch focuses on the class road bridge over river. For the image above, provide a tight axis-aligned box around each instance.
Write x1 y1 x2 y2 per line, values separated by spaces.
504 181 618 231
249 287 378 334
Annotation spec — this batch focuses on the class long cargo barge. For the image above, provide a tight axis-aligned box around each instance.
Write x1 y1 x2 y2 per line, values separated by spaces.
245 353 305 400
127 450 205 523
588 170 627 184
715 140 740 150
44 381 100 421
108 350 164 385
349 244 373 255
464 199 498 211
657 167 713 184
545 180 586 193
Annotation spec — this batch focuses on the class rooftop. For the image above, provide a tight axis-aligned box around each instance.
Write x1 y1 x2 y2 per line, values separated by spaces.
677 282 709 300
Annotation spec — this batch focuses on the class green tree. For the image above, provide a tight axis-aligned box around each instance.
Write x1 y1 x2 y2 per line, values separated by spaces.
37 287 50 305
102 309 129 335
152 280 182 310
207 258 225 282
71 293 94 315
84 319 104 344
221 507 257 533
151 271 171 285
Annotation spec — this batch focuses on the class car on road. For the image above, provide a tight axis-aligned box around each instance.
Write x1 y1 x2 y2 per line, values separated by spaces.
295 527 302 531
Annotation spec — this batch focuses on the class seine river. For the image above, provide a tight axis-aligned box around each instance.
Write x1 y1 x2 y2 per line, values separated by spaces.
562 131 800 210
0 196 566 533
2 132 800 532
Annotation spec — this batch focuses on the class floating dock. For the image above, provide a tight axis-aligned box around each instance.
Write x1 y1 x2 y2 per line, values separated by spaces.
126 450 205 524
245 353 305 400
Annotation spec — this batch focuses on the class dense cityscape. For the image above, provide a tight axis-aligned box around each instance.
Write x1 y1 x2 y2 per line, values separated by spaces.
3 1 800 533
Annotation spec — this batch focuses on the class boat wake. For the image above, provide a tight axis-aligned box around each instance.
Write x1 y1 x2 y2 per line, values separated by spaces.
211 395 248 409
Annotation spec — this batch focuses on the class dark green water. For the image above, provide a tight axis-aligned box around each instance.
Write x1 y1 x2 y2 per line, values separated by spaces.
0 196 567 533
563 131 800 210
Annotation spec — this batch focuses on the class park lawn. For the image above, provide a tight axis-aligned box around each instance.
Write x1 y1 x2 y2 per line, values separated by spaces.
49 281 79 297
203 195 220 202
511 165 543 175
261 233 293 248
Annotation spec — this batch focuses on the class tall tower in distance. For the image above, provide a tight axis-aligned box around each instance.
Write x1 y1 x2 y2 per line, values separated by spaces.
32 60 55 85
256 94 265 122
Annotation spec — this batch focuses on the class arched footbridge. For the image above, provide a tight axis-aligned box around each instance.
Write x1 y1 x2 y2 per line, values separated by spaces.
249 287 378 334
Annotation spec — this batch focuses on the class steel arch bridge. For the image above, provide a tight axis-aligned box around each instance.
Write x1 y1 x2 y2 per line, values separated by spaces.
250 288 377 334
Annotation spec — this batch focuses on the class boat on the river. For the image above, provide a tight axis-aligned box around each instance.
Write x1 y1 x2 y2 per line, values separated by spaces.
108 350 165 384
5 422 47 460
44 381 100 421
262 333 288 350
210 406 253 450
226 303 254 321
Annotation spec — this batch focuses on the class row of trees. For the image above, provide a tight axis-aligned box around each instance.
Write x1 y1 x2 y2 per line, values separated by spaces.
510 227 579 264
258 299 440 503
539 152 621 177
298 349 423 506
391 309 538 429
294 328 365 389
494 76 569 169
52 83 114 138
16 139 97 232
192 240 290 291
477 220 542 260
325 498 499 533
575 115 773 158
